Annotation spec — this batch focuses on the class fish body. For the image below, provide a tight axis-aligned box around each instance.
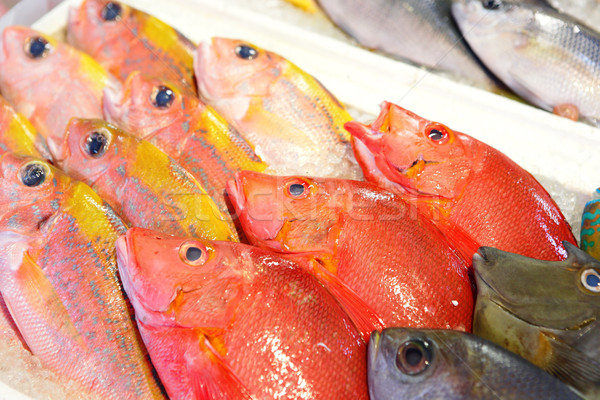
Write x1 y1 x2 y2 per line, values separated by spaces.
0 96 48 159
67 0 196 95
347 101 576 260
545 0 600 32
581 188 600 260
51 118 237 241
452 0 600 124
103 71 267 215
0 153 164 399
474 243 600 398
369 328 581 399
227 171 474 331
0 26 118 146
315 0 496 88
195 37 361 179
116 227 369 399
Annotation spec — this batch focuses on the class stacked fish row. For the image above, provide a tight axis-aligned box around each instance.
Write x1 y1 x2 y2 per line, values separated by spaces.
310 0 600 127
0 0 595 399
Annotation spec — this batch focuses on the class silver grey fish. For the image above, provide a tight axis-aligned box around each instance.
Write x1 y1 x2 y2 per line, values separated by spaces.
474 242 600 399
452 0 600 125
369 327 581 399
544 0 600 31
315 0 497 89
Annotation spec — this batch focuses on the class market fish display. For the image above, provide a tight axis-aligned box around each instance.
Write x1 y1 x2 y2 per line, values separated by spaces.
474 243 600 398
314 0 496 89
0 96 48 159
347 102 576 260
227 171 474 331
67 0 197 95
116 227 369 399
103 71 267 215
369 328 581 400
581 189 600 260
545 0 600 32
0 26 119 146
195 37 361 179
51 118 237 241
452 0 600 125
0 153 164 399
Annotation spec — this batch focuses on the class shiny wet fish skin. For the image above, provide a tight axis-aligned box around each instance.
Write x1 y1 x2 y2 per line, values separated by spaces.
544 0 600 31
452 0 600 125
315 0 497 88
474 243 600 399
369 328 582 400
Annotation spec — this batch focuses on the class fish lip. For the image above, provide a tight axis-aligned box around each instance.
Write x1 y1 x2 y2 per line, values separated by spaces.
193 40 214 102
368 330 381 368
388 155 438 176
102 85 124 123
225 176 245 216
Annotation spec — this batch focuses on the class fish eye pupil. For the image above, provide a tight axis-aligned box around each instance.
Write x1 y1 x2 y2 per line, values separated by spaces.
26 37 50 59
101 2 122 21
405 347 423 366
289 183 305 196
20 163 46 187
186 246 203 262
428 129 445 141
85 131 108 158
152 86 175 108
396 340 431 375
235 44 258 60
483 0 501 9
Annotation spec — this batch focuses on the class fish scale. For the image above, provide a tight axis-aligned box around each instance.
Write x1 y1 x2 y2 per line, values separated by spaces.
0 153 164 399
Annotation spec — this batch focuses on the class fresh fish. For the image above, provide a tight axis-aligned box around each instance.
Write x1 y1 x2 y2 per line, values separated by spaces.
473 243 600 398
67 0 196 95
0 26 119 146
116 227 369 399
103 71 268 216
346 101 576 260
581 188 600 260
50 118 237 241
369 328 582 399
452 0 600 125
0 153 164 399
315 0 497 88
227 171 474 332
195 37 362 179
0 96 48 159
545 0 600 32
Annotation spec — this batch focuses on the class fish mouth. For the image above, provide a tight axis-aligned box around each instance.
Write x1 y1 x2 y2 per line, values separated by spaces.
193 40 215 102
225 177 245 217
368 330 381 369
102 85 124 123
389 156 438 177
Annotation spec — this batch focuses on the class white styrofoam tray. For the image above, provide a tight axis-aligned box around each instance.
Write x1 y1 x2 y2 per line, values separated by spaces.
0 0 599 397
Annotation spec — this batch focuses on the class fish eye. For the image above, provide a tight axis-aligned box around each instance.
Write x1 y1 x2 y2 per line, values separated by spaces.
24 37 51 59
179 240 208 266
84 131 109 158
20 162 48 187
581 269 600 293
285 180 310 199
101 2 122 21
151 86 175 108
425 124 450 144
482 0 501 9
235 44 258 60
396 339 432 375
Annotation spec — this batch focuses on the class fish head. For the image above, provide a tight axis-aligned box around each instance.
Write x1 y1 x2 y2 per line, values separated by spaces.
103 71 188 136
368 328 463 399
227 171 346 254
116 227 254 328
474 243 600 331
195 37 286 103
346 101 473 199
0 153 75 232
50 118 128 185
67 0 134 56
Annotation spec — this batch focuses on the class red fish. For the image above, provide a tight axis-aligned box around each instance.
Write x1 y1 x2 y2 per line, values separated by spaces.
347 102 576 260
116 227 369 399
227 171 474 332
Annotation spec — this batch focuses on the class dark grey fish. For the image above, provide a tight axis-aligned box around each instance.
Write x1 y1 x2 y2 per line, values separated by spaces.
452 0 600 125
368 327 581 399
315 0 498 88
474 242 600 399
